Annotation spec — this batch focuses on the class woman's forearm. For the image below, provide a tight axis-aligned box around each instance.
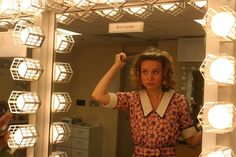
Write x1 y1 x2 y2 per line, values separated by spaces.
91 64 121 105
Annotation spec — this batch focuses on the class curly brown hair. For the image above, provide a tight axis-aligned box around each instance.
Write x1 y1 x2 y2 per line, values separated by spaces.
129 47 175 91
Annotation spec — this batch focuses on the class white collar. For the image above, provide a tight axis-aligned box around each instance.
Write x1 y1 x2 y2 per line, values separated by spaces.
139 89 174 117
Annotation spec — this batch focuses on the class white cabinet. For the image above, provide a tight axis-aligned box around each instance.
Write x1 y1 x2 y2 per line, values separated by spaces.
56 125 103 157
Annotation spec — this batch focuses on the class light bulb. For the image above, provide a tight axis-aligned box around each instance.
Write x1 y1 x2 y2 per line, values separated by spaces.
20 28 29 44
56 34 68 51
209 58 234 83
208 105 233 129
16 95 26 111
18 61 38 78
207 151 225 157
14 128 33 145
18 61 27 77
73 0 92 6
55 65 67 81
195 1 207 8
16 94 35 112
211 12 235 37
160 4 175 10
53 94 66 111
56 13 70 22
0 0 18 12
52 125 64 143
102 9 118 16
20 0 31 10
129 6 146 14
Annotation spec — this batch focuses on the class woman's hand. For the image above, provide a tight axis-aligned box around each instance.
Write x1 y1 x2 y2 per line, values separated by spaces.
0 112 12 128
114 52 127 69
0 131 10 150
0 112 12 151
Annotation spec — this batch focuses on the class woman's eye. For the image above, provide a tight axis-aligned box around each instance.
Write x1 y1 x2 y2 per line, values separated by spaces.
141 70 148 74
153 71 159 75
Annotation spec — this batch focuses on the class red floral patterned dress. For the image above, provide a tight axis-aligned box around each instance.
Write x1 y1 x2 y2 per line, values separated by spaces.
107 89 196 157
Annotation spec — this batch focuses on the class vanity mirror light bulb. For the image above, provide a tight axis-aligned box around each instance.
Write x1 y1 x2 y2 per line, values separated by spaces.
207 104 233 129
54 62 73 83
124 5 153 19
95 8 124 21
8 91 41 114
194 1 207 8
73 0 96 10
20 0 45 15
10 58 43 81
199 54 235 85
99 0 126 8
210 12 235 37
13 23 45 48
199 146 235 157
8 125 38 149
52 92 72 112
51 122 70 144
197 102 236 134
188 0 207 12
209 58 234 83
45 0 72 12
0 0 19 15
56 13 75 25
50 151 68 157
55 32 74 53
154 1 185 16
202 7 236 40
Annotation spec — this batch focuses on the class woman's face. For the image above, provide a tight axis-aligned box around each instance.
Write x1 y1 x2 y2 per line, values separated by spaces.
140 60 163 90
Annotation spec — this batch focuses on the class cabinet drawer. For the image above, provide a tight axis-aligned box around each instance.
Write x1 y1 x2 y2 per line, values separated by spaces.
55 146 71 157
71 149 88 157
72 138 89 150
72 127 89 138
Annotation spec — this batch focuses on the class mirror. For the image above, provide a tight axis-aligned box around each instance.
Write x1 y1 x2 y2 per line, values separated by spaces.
0 57 30 157
51 2 206 157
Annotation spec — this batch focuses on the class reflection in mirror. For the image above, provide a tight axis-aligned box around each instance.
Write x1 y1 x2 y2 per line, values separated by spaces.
0 58 30 157
51 2 206 157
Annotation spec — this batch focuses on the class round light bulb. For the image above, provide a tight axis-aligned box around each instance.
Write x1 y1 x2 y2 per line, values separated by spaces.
160 4 175 10
208 104 233 129
102 9 117 16
20 0 31 10
53 94 66 111
16 95 26 111
20 28 29 44
129 6 146 14
209 58 234 83
0 0 18 12
211 12 235 37
55 65 67 81
56 13 69 22
56 34 68 51
194 1 207 8
52 125 64 143
14 128 23 145
207 151 224 157
18 61 27 78
14 128 33 146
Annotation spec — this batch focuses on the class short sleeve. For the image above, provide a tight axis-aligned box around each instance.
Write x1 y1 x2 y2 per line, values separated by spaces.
103 92 131 111
115 92 131 111
178 95 196 138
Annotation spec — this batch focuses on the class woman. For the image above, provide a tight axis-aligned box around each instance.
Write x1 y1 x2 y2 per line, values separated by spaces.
92 47 201 157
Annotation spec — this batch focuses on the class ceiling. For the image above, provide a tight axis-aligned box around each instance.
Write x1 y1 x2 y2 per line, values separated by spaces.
59 3 206 45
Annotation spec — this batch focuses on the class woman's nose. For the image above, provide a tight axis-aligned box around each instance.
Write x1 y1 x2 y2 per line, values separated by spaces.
147 73 153 79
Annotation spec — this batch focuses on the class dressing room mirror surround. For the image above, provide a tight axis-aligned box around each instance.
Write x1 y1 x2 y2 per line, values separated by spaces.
51 2 206 157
